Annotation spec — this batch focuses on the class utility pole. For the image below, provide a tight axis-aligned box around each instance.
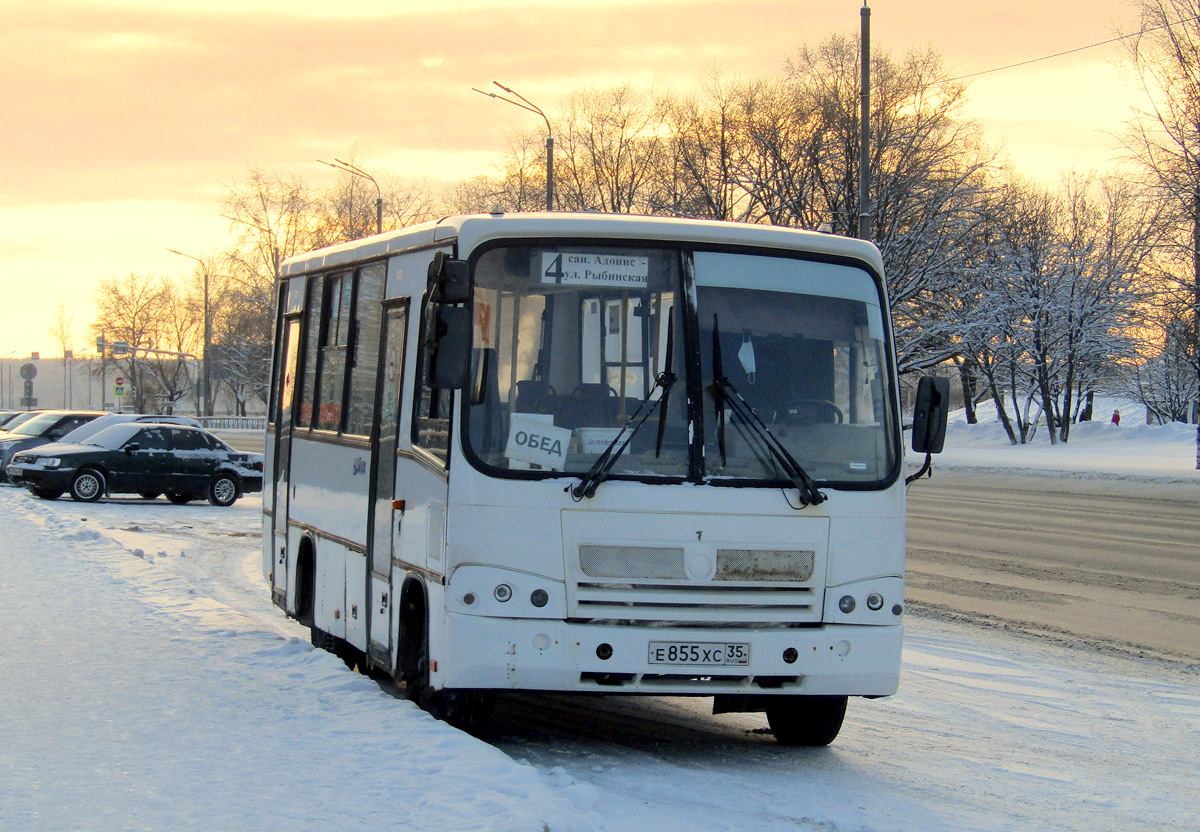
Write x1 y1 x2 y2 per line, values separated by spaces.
166 248 213 416
858 1 873 241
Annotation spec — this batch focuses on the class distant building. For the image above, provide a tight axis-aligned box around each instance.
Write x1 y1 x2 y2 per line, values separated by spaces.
0 355 254 417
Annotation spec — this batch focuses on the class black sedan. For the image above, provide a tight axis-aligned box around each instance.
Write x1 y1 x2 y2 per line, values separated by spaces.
6 422 263 506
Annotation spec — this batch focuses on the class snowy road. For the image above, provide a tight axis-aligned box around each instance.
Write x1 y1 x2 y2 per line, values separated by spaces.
2 482 1199 831
907 471 1200 661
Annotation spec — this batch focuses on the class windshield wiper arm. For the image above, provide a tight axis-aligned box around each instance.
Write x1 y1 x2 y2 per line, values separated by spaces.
655 306 676 458
707 314 824 508
571 359 678 501
711 376 826 508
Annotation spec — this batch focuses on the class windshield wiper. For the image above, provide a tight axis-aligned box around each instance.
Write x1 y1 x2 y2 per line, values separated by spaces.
571 315 678 500
708 314 825 509
654 306 676 457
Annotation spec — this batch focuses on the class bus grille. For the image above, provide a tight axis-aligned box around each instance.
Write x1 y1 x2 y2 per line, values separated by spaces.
571 581 820 623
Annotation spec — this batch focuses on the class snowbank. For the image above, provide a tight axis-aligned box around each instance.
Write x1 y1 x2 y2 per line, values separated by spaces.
911 396 1200 480
0 495 601 832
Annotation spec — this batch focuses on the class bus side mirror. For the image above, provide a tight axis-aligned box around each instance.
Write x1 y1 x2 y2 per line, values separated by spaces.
427 251 470 304
911 375 949 454
431 306 471 390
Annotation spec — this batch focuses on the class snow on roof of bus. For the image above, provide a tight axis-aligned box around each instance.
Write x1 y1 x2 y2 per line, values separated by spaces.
278 212 884 278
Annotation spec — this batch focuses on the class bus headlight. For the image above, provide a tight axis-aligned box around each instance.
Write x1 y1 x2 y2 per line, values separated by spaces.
494 584 512 602
866 592 884 611
838 595 856 614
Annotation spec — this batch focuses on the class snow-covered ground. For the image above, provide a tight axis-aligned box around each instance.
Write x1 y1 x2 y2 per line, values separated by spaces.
922 397 1200 480
1 414 1198 831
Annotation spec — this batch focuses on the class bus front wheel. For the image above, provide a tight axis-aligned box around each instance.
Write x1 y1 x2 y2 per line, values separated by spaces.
402 613 493 735
766 695 848 746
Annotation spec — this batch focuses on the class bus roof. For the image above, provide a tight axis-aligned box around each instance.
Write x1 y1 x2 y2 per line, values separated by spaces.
278 212 884 278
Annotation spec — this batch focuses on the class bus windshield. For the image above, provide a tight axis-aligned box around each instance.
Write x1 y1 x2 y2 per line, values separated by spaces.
466 244 690 479
464 243 897 487
695 251 896 485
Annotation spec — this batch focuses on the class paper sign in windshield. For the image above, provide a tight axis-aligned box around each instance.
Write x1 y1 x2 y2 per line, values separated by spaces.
541 252 649 288
506 414 572 470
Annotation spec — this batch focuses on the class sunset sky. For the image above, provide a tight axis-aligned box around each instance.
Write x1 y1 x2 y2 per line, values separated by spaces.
0 0 1145 359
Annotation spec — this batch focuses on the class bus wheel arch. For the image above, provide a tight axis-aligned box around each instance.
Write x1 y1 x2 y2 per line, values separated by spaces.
294 535 317 628
397 573 493 735
396 574 427 684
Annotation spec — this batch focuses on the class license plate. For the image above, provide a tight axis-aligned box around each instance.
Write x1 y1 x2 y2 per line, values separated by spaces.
647 641 750 666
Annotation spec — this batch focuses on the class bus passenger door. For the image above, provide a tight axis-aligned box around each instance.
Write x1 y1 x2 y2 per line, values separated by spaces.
271 317 302 606
367 302 408 665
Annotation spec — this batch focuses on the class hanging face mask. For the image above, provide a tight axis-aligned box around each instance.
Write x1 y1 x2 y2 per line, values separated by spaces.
738 334 756 384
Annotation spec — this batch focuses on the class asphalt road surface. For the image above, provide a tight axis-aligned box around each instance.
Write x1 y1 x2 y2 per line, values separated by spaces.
906 470 1200 663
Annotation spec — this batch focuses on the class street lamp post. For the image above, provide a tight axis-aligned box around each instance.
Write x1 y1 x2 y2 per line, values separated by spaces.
473 81 554 211
166 248 212 417
319 158 382 236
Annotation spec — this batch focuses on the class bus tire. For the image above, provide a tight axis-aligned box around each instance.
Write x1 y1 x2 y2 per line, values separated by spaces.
311 626 337 653
166 492 192 505
32 486 62 500
766 695 848 746
399 588 494 735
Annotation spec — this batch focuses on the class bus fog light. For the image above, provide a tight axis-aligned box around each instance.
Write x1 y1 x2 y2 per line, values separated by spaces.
893 604 904 616
838 595 856 614
494 584 512 602
463 593 476 606
782 647 798 664
596 643 613 660
866 592 884 611
530 589 549 608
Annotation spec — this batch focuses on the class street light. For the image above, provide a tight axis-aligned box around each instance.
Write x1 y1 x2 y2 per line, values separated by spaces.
473 81 554 212
318 158 382 236
166 248 212 417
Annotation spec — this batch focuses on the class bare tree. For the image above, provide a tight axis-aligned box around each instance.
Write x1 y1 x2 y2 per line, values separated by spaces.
734 37 995 373
48 304 75 407
89 274 175 413
1123 0 1200 466
656 73 754 221
441 132 548 214
555 85 665 213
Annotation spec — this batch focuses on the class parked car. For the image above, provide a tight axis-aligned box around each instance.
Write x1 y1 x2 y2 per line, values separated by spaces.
58 412 202 446
0 410 20 428
0 409 47 434
7 422 264 505
0 410 106 481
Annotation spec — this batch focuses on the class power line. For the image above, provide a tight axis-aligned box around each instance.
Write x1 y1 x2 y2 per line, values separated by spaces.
943 15 1200 83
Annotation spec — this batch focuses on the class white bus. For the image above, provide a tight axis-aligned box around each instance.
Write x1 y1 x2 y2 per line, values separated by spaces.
263 212 947 745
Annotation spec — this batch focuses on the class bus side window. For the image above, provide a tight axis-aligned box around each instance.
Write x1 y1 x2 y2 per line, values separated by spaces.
414 286 453 465
344 263 386 436
297 274 324 429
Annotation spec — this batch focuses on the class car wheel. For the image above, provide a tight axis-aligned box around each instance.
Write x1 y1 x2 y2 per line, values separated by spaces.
139 491 161 500
208 474 239 507
166 492 192 505
32 486 62 500
70 469 105 503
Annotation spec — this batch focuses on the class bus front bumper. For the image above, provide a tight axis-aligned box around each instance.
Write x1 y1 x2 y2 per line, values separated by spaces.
436 613 902 697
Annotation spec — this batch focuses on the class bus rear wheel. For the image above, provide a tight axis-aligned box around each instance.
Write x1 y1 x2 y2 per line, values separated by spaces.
766 695 848 746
